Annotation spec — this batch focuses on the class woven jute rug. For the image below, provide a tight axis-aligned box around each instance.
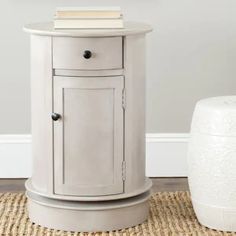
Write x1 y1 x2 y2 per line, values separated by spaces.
0 191 235 236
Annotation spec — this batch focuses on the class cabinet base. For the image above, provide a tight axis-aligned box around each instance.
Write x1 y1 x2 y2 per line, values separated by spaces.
25 178 152 201
26 190 150 232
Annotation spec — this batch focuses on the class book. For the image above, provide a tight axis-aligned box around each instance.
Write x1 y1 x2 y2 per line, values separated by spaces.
55 7 122 19
54 18 124 29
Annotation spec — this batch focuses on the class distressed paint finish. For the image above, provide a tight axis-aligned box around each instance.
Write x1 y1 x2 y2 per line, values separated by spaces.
24 22 152 231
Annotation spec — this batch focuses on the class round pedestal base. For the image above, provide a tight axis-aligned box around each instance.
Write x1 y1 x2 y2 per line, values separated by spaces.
26 191 150 232
192 199 236 232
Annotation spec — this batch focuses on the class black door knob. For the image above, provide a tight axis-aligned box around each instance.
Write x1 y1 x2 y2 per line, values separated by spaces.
51 113 61 121
83 50 92 59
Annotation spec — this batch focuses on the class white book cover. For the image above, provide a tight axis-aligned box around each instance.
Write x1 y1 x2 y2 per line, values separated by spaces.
56 6 121 12
55 7 122 19
54 18 124 29
54 16 123 20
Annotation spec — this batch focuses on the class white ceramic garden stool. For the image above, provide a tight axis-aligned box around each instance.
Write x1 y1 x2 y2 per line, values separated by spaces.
188 96 236 232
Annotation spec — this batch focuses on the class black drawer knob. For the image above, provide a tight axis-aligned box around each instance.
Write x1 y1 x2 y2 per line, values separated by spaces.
83 50 92 59
51 113 61 121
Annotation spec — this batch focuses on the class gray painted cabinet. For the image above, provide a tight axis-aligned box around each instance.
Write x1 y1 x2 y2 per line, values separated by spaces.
24 22 152 232
54 76 124 196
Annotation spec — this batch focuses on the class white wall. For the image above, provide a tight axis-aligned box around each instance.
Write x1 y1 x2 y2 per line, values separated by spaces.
0 134 189 177
0 0 236 134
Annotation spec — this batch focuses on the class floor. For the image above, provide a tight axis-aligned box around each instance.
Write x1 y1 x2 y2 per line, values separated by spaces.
0 178 189 193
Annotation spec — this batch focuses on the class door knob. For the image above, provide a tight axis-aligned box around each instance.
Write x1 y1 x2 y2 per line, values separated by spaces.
83 50 92 59
51 113 61 121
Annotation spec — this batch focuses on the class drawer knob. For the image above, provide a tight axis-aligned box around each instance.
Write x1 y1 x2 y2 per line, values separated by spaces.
51 113 61 121
83 50 92 59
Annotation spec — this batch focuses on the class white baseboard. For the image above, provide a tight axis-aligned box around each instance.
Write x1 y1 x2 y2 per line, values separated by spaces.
146 133 189 177
0 135 32 178
0 133 189 178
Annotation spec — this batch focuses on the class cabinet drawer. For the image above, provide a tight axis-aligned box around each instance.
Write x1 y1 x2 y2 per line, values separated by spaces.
53 37 123 70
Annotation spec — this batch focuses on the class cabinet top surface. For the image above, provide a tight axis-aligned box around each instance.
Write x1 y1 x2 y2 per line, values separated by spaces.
23 21 152 37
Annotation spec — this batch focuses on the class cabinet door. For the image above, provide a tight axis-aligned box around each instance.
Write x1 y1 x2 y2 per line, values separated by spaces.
53 76 124 196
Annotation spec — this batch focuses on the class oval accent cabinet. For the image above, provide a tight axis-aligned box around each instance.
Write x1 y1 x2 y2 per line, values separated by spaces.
24 22 152 232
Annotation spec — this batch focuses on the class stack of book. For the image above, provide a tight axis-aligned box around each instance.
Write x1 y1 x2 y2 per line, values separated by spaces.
54 7 124 29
